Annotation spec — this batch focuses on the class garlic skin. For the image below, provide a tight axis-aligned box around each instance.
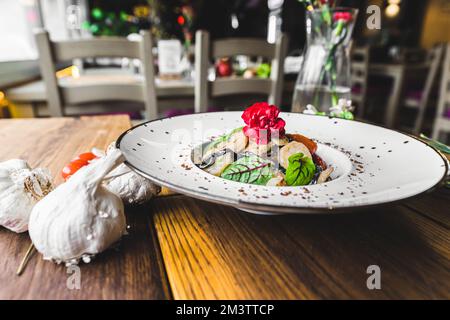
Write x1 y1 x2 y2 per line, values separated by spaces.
0 159 53 233
95 142 161 205
103 163 161 205
29 149 126 264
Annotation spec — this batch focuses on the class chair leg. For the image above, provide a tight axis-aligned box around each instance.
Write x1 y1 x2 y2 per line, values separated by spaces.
144 101 157 121
432 125 438 140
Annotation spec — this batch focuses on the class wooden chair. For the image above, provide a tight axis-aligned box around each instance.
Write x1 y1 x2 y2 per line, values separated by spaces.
432 44 450 141
350 46 370 118
35 30 158 119
194 30 288 112
401 44 444 135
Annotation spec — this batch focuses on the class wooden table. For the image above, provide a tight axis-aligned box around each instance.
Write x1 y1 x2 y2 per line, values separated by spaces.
0 115 449 299
4 69 195 118
4 73 195 103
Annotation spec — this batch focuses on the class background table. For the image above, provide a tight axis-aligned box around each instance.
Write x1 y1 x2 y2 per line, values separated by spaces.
369 63 427 128
0 115 448 299
4 69 195 118
4 69 195 103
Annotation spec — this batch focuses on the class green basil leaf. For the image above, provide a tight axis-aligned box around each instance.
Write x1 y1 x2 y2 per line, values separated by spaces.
285 153 316 186
221 154 274 185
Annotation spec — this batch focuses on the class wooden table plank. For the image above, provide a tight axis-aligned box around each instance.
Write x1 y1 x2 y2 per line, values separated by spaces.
152 193 450 300
0 116 169 299
401 188 450 229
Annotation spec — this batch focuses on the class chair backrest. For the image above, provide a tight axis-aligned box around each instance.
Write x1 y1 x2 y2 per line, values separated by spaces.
194 30 288 112
412 44 445 134
350 46 370 118
35 30 158 119
432 44 450 140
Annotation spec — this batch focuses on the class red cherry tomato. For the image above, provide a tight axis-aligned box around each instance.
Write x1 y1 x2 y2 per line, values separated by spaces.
75 152 97 162
62 152 99 180
61 159 89 181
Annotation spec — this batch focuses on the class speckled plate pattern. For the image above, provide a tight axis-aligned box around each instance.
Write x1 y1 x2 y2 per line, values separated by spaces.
117 112 448 215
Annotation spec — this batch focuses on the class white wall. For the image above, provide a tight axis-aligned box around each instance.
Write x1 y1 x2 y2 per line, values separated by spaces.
0 0 88 63
40 0 68 41
0 0 41 62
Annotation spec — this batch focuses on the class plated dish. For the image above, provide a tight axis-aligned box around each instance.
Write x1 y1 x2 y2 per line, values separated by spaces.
193 103 333 187
117 104 448 215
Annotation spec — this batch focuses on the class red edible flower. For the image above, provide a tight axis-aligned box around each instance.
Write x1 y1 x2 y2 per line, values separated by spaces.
241 102 286 144
333 11 352 23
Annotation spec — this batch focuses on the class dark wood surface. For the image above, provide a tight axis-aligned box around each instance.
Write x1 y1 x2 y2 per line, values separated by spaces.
152 189 449 299
0 115 448 299
0 116 169 299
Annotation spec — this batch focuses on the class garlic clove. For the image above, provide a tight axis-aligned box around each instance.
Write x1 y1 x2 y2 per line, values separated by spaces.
103 165 161 205
29 149 126 264
0 159 53 233
102 142 161 205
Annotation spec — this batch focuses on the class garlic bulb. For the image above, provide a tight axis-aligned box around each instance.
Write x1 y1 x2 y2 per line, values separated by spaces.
29 149 127 264
0 159 53 233
93 142 161 205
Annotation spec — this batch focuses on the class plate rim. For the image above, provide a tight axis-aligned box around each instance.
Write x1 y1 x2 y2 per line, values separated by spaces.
116 112 449 214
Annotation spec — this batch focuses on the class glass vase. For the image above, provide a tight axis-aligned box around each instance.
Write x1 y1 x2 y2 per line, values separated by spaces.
292 7 358 113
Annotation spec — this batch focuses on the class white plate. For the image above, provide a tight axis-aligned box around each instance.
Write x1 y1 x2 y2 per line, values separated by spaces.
117 112 448 215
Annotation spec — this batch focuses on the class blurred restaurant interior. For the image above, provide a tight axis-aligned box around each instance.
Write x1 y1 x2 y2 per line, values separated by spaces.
0 0 449 142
